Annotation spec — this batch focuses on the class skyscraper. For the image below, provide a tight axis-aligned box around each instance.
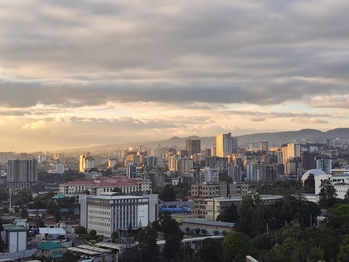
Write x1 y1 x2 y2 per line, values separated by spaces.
216 133 232 157
232 137 238 153
259 141 268 151
186 139 201 156
7 159 38 189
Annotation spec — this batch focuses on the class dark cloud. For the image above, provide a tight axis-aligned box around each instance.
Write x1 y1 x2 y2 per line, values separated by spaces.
0 78 346 108
250 117 265 122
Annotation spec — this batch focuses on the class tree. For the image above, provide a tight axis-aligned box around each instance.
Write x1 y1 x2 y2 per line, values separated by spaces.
0 237 4 252
90 229 97 238
236 195 255 235
161 216 183 260
112 231 118 239
194 228 201 235
307 247 324 262
128 222 133 236
303 173 315 193
159 185 176 201
74 226 87 235
138 225 158 262
185 227 190 235
21 208 28 219
319 179 338 208
338 234 349 262
216 203 239 224
177 244 194 262
222 232 251 262
345 189 349 202
196 238 222 262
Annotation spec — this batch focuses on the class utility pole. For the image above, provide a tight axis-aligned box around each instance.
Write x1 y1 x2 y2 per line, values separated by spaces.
266 222 269 236
9 188 12 214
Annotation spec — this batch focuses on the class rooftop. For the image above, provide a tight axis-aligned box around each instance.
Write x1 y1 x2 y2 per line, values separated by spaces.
182 218 235 228
37 241 66 251
91 193 148 200
39 228 66 235
5 224 28 231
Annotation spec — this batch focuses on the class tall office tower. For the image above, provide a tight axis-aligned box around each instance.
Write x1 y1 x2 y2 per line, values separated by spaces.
7 159 38 189
246 163 260 182
259 141 269 152
301 151 318 170
186 139 201 156
127 164 137 178
168 155 179 171
275 151 283 165
232 137 238 153
282 143 301 167
79 155 87 173
216 132 232 157
211 145 216 157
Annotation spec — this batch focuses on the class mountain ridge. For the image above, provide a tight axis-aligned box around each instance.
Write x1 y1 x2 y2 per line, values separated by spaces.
70 128 349 153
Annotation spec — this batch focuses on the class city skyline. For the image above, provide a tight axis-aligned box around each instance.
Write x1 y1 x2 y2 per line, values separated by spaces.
1 0 349 152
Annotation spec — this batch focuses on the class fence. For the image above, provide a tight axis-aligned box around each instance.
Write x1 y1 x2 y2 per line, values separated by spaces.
0 249 36 260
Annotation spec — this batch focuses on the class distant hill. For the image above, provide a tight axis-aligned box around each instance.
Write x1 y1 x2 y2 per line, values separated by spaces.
75 128 349 153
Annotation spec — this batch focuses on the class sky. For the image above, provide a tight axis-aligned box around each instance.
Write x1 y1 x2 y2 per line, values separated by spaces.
1 0 349 152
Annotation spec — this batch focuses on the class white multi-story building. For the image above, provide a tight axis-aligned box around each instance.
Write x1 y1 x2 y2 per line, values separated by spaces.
79 193 158 237
54 164 65 174
205 195 283 221
302 169 349 199
316 155 332 173
246 163 259 182
200 167 219 183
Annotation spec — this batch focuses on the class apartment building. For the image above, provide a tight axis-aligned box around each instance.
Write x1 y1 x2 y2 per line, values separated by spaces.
7 159 38 189
190 182 227 217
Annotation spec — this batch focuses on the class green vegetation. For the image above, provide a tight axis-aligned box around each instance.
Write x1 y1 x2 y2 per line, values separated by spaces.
38 169 84 183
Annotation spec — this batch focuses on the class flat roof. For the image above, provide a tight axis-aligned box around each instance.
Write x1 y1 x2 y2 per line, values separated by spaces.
182 236 224 242
157 236 224 245
205 195 283 202
90 194 147 200
68 247 101 256
77 245 112 253
182 218 235 228
39 228 66 234
5 224 28 231
94 242 122 250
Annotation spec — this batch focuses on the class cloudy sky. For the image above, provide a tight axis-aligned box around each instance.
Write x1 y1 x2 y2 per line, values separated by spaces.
1 0 349 152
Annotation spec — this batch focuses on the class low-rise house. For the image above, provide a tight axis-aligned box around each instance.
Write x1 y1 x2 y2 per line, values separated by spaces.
36 241 67 259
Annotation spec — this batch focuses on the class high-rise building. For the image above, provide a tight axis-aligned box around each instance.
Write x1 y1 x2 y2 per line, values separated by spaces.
281 143 301 169
79 155 87 173
216 133 232 157
301 151 318 170
259 141 269 152
316 155 332 173
7 159 38 189
79 155 94 172
186 139 201 156
127 164 137 178
232 137 238 153
177 158 194 174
